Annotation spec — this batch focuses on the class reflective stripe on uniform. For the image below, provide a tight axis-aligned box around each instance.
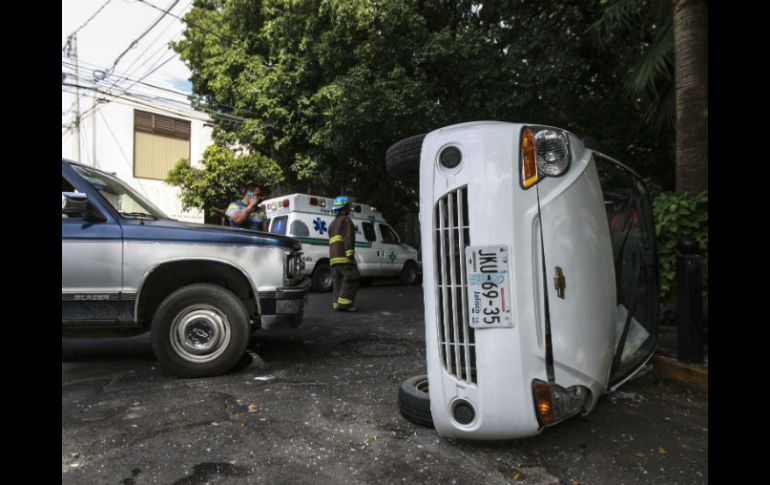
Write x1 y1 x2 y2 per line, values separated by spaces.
330 257 350 265
329 235 344 244
337 297 353 305
345 249 354 257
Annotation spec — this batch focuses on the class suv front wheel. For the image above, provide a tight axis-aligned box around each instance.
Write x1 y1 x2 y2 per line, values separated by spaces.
151 283 251 378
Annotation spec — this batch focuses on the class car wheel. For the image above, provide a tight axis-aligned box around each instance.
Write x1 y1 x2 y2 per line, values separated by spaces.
398 374 434 428
399 261 420 286
311 262 332 292
151 283 251 378
386 133 425 185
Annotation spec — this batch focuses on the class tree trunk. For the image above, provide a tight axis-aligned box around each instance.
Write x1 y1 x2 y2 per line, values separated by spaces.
674 0 708 194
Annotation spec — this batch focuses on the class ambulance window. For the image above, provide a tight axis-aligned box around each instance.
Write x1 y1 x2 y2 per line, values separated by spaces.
290 220 310 236
271 216 288 235
379 224 399 244
362 222 376 242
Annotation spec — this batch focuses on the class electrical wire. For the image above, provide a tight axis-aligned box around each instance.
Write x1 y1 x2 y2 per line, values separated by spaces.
136 0 229 42
106 1 191 89
106 0 180 77
62 0 115 52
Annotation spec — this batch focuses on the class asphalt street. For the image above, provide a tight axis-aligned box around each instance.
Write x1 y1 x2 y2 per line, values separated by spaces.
62 282 708 484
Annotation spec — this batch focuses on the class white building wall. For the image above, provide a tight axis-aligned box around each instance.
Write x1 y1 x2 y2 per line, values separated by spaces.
62 97 212 223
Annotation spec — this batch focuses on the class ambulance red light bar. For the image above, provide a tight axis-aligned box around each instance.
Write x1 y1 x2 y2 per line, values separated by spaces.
282 199 289 208
309 197 318 205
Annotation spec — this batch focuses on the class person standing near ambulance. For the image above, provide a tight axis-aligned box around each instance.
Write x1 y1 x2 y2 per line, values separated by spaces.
226 184 268 231
328 196 359 312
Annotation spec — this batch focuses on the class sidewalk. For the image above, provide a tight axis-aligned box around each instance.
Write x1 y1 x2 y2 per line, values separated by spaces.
652 324 708 393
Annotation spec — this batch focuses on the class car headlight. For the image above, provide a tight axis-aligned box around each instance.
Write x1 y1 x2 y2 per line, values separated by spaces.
519 126 572 189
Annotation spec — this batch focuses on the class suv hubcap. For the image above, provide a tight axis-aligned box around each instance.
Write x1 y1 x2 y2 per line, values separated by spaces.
171 305 232 363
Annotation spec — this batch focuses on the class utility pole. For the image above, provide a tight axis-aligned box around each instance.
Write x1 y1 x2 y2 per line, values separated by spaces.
68 33 82 162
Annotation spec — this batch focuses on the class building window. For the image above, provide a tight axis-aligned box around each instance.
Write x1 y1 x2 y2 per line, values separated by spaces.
133 110 191 180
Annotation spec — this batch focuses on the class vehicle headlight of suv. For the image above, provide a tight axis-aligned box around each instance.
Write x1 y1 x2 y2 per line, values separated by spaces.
284 250 305 282
520 126 572 189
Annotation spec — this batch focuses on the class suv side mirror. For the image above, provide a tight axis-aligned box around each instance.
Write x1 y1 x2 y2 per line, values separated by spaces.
62 191 87 215
62 192 106 223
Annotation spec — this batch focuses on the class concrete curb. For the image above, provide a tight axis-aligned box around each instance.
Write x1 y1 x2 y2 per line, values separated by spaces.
652 355 708 393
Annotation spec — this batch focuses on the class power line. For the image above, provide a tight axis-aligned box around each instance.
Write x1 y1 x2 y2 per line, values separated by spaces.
106 0 180 77
63 59 191 97
62 0 115 52
106 0 191 88
62 83 214 123
136 0 229 42
63 58 265 121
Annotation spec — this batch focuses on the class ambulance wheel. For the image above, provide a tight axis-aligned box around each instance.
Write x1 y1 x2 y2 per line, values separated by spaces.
386 133 425 183
400 261 420 286
398 375 434 428
312 262 332 292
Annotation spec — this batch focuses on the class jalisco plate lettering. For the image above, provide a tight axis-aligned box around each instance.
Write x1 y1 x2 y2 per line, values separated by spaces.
466 245 513 328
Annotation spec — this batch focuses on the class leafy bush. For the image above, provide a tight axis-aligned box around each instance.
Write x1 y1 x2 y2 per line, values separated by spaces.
651 191 708 320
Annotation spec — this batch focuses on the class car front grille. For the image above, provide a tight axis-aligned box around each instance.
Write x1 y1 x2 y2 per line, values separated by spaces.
434 186 476 384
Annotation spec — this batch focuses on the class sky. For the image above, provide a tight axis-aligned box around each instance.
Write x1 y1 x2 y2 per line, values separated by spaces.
62 0 195 122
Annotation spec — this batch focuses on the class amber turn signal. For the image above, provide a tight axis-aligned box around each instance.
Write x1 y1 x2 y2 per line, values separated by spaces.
520 127 538 189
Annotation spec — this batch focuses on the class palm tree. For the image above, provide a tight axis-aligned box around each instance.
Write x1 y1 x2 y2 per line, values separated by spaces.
592 0 708 194
590 0 675 131
673 0 708 195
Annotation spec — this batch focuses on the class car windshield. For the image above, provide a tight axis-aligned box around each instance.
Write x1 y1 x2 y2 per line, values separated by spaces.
71 164 169 220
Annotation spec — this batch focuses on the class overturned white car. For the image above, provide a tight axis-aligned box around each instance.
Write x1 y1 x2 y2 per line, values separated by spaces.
389 121 659 439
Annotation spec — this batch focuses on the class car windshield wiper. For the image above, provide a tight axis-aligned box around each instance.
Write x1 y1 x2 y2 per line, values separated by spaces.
119 211 157 220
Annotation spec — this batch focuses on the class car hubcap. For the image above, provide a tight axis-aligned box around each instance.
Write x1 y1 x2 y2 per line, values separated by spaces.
170 305 231 363
322 270 332 289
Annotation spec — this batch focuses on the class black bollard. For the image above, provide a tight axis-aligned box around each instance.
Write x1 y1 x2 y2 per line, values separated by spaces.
677 235 704 363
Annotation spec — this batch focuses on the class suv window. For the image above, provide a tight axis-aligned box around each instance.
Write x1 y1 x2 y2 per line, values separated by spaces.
290 219 310 237
271 216 288 235
71 164 168 220
362 222 376 242
379 224 399 244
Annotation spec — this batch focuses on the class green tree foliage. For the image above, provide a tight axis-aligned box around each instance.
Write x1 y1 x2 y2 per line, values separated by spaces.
591 0 674 132
173 0 677 222
651 191 708 321
166 145 284 217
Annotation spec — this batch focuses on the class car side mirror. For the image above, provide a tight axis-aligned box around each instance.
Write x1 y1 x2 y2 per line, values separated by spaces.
62 192 106 223
62 191 87 214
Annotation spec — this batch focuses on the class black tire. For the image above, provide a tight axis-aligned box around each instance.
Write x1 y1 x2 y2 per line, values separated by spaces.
399 261 420 286
386 133 426 182
398 374 434 428
151 283 251 378
311 261 332 292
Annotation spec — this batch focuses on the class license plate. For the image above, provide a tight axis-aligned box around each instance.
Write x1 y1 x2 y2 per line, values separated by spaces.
465 245 513 328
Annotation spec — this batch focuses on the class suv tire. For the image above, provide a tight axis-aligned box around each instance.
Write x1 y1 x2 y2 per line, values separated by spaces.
151 283 251 378
398 374 434 428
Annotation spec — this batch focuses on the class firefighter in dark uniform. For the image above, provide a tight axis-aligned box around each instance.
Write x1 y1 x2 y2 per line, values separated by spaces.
329 196 359 312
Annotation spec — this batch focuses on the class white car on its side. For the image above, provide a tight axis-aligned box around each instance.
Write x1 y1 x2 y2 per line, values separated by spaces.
388 121 659 439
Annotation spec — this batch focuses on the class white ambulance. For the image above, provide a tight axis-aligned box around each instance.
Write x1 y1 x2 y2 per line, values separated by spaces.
262 193 421 292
